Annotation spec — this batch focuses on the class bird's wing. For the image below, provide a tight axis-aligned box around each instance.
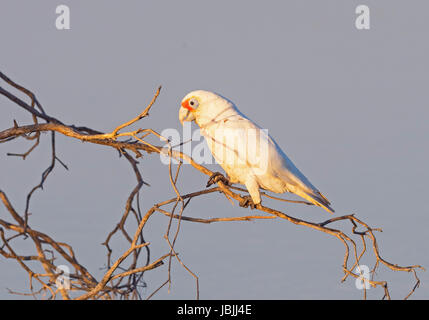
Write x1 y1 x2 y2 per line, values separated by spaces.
201 115 269 171
202 113 334 213
268 136 334 213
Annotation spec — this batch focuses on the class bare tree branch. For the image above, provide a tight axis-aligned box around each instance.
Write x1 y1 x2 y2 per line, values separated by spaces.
0 71 424 300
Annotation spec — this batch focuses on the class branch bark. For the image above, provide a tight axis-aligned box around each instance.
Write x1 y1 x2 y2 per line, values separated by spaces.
0 71 424 300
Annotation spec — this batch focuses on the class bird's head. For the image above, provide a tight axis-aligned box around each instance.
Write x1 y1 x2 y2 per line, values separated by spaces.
179 90 236 126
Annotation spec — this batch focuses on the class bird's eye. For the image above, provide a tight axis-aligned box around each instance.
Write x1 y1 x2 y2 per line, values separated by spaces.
189 98 199 108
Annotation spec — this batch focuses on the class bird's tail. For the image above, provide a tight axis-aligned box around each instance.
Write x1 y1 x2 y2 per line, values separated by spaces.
293 189 335 214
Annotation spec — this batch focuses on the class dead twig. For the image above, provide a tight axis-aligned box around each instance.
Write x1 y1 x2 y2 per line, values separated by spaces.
0 71 423 300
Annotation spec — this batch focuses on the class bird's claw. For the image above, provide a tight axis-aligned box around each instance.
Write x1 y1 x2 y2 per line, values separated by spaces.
206 172 230 187
239 196 257 209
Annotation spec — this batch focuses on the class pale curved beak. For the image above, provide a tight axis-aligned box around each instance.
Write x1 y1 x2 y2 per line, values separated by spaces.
179 106 195 125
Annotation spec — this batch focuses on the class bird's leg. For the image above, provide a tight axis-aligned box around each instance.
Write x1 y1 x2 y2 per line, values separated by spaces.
206 172 230 187
239 195 257 209
241 176 260 209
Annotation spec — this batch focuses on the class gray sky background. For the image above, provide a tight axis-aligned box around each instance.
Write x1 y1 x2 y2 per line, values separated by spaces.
0 0 428 299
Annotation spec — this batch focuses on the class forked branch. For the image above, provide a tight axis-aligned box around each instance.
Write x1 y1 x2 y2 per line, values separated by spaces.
0 71 424 300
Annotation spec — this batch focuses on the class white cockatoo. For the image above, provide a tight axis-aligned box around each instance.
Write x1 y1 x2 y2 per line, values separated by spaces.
179 90 334 213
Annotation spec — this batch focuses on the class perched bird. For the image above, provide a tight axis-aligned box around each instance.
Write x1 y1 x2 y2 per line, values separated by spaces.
179 90 334 214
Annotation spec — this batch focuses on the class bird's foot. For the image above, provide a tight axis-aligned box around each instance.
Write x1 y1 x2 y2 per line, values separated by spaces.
206 172 230 187
239 195 257 209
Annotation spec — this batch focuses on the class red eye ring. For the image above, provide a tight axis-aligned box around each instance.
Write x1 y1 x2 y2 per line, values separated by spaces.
181 98 195 112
